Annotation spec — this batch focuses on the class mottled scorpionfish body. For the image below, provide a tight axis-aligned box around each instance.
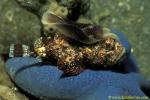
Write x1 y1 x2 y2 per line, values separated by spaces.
33 33 125 75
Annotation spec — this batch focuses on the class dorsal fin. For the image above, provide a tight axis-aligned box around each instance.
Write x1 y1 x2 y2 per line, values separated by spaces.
41 12 104 44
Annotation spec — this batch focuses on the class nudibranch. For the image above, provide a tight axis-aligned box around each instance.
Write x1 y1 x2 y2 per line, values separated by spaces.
9 13 125 75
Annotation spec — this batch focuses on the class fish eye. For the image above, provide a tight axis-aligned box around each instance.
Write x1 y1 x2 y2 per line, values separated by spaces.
48 27 55 33
43 27 55 37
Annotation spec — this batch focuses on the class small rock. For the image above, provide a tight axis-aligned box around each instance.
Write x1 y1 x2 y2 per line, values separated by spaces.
0 85 28 100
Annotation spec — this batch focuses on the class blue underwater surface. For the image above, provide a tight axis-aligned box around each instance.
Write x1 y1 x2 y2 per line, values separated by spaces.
5 30 150 100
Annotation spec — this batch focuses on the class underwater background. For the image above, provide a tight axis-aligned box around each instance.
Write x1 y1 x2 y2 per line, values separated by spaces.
0 0 150 99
